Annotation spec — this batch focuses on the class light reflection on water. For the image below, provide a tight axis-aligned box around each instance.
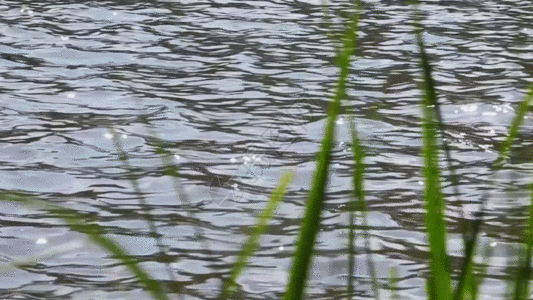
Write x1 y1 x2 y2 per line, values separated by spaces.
0 0 533 299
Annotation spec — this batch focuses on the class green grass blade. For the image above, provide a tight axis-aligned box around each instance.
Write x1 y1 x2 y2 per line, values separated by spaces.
282 76 340 300
455 73 533 300
0 191 168 300
471 241 493 300
347 118 359 300
349 117 380 300
389 267 399 300
136 103 212 254
512 176 533 300
50 206 169 300
108 128 177 287
0 238 83 277
453 216 482 300
220 172 293 299
412 8 451 300
344 2 365 298
488 83 533 300
347 209 356 300
419 43 451 300
494 83 533 170
283 4 358 300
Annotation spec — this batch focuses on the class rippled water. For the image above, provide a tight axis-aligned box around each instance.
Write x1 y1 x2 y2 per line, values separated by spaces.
1 0 533 299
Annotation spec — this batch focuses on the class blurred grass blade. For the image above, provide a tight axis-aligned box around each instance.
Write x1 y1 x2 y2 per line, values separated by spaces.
283 4 358 300
413 10 451 300
347 118 359 300
220 172 293 299
470 241 493 300
512 174 533 300
349 117 379 299
344 2 364 299
455 70 533 300
494 83 533 170
491 83 533 300
0 239 84 277
0 191 168 300
108 128 177 287
282 92 339 300
284 98 340 300
50 206 169 300
347 207 356 300
453 215 482 300
135 102 212 254
389 267 399 300
408 2 480 299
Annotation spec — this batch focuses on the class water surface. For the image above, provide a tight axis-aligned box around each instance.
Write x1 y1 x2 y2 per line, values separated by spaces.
1 0 533 299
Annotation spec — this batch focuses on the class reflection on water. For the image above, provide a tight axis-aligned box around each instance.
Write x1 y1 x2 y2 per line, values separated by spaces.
1 0 533 299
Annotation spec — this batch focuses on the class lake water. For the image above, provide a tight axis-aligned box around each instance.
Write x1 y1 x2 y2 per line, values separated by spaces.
1 0 533 299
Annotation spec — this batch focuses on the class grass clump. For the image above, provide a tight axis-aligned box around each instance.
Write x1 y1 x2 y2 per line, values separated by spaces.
3 1 533 300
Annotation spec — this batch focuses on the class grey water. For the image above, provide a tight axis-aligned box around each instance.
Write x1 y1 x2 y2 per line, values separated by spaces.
0 0 533 299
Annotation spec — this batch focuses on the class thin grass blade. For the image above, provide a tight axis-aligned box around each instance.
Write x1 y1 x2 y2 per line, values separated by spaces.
108 128 176 287
389 267 399 300
343 2 366 299
470 241 493 300
135 103 212 255
512 175 533 300
283 4 358 299
494 83 533 170
50 206 169 300
0 191 169 300
412 10 451 300
347 209 356 300
349 117 380 299
220 172 293 299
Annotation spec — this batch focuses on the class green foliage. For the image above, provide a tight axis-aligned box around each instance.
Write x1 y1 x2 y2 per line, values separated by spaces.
3 2 533 300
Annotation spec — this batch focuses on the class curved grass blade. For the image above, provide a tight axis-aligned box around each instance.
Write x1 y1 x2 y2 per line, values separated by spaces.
50 206 169 300
407 2 488 299
411 8 451 300
0 239 84 277
282 73 339 300
0 191 169 300
283 4 358 300
470 84 533 300
453 55 533 300
220 172 293 299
